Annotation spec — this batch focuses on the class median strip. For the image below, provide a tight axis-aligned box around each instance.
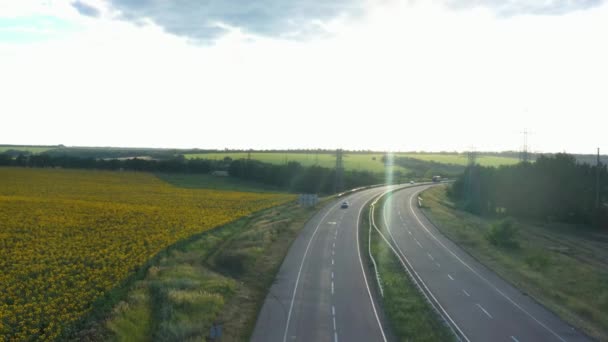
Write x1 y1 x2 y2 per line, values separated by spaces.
361 190 457 341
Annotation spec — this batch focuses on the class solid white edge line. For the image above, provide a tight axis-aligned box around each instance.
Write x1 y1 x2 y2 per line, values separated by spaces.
407 190 569 342
368 201 385 298
356 190 389 342
282 201 340 342
381 191 470 342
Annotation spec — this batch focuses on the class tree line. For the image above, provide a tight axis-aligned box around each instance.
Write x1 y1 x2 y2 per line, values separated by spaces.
228 159 378 194
450 153 608 228
0 153 381 194
391 156 464 179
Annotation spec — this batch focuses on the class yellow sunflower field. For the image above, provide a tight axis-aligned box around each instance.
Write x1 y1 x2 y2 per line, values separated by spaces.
0 167 294 341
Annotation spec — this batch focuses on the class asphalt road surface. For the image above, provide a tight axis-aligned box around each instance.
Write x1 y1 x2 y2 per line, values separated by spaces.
251 184 592 342
382 185 591 342
251 186 396 342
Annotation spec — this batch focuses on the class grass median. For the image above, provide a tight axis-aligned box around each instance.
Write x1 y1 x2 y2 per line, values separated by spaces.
361 194 455 342
420 185 608 341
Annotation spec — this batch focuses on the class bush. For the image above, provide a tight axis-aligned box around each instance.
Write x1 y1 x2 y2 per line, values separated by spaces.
524 251 551 271
486 217 519 249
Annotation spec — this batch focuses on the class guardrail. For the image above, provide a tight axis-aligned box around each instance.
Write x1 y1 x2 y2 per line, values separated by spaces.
365 185 465 342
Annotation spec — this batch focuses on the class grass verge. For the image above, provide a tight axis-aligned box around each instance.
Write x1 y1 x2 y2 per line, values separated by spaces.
66 199 323 341
420 186 608 340
361 193 455 341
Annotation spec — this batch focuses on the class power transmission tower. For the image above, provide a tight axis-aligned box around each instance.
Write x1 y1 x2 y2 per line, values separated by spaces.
597 148 601 209
334 149 344 193
519 129 530 163
467 147 477 167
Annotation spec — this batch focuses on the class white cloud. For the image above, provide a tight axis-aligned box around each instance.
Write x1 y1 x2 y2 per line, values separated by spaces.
0 1 607 153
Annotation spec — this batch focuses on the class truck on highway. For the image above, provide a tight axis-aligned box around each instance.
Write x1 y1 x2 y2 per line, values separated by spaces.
432 175 442 183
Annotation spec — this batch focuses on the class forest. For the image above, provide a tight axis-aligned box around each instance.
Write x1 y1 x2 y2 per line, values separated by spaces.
450 153 608 228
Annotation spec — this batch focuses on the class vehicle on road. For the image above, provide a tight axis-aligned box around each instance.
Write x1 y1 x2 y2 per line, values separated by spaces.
410 180 415 184
341 201 349 208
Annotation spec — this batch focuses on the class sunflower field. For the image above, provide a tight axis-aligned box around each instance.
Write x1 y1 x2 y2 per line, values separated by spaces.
0 167 294 341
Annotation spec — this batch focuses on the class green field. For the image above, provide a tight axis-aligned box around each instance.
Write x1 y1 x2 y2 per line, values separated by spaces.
185 152 406 173
185 152 519 173
0 145 56 153
399 153 520 167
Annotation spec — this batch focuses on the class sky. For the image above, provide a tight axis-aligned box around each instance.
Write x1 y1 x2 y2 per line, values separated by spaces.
0 0 606 154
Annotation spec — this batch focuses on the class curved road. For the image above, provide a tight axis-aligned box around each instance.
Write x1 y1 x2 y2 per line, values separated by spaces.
251 184 592 342
251 186 396 342
382 185 591 342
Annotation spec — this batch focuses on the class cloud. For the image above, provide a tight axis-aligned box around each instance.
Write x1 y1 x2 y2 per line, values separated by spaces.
443 0 604 16
105 0 363 42
72 1 101 18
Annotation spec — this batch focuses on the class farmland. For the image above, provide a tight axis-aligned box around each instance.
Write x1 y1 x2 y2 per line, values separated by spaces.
400 153 519 167
0 146 57 154
0 168 293 341
184 152 403 173
184 152 519 172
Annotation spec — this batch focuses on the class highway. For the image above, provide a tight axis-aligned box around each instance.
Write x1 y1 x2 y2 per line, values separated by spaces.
251 186 395 342
381 185 591 342
251 184 592 342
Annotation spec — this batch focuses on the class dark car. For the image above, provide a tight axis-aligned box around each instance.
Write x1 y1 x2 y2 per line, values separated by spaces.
341 201 349 208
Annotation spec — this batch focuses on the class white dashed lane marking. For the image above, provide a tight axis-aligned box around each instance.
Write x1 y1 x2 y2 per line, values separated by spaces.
476 304 493 319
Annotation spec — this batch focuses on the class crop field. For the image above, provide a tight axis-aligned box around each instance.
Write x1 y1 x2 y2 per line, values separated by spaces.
0 146 56 154
0 167 293 341
184 152 404 173
399 153 520 167
184 152 519 172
